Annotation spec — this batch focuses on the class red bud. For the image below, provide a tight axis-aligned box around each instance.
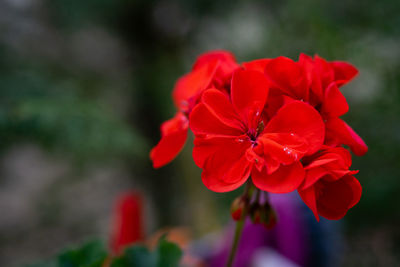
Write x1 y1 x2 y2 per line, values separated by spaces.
230 196 246 221
249 202 277 229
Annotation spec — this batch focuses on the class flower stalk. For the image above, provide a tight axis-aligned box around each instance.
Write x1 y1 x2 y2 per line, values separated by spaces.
226 180 254 267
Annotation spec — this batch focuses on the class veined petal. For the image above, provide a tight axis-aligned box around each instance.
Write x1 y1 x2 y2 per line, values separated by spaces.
201 88 243 130
265 101 325 155
251 161 305 193
231 69 269 128
172 60 219 111
150 113 189 168
189 100 243 136
325 118 368 156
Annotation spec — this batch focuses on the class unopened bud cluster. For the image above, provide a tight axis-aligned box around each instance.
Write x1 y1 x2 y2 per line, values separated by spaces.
230 189 277 230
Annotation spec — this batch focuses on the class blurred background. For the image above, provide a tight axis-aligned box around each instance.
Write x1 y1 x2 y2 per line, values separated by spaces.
0 0 399 266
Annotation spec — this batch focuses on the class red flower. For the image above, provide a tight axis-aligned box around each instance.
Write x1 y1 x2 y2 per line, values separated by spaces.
190 69 325 193
173 50 239 114
110 192 144 254
150 112 188 168
325 117 368 156
255 55 367 156
150 50 239 168
298 147 361 220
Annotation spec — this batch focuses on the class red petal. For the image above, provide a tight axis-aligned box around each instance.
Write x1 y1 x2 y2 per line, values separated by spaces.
150 113 188 168
200 139 253 192
304 157 338 169
172 60 219 111
189 95 243 137
192 50 239 87
264 56 308 99
200 88 243 130
231 69 269 128
193 134 250 168
325 118 368 156
316 175 362 220
302 167 331 190
321 83 349 118
242 58 272 73
265 101 325 155
298 186 319 221
312 55 335 98
193 50 237 71
298 54 313 89
202 159 252 192
251 161 305 193
345 175 362 208
262 88 287 120
301 147 353 189
305 146 352 169
258 133 308 165
330 61 359 87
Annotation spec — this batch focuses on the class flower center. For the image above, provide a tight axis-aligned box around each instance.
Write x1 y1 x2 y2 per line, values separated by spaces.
247 120 265 143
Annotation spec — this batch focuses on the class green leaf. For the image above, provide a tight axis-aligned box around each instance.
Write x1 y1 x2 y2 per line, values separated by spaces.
25 240 108 267
110 235 183 267
155 236 183 267
57 240 108 267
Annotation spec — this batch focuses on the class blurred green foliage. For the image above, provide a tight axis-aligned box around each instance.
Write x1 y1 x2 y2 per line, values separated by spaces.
0 48 147 163
26 240 107 267
27 237 182 267
112 236 182 267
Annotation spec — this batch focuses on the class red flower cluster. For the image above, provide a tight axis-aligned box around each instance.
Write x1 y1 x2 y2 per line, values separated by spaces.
150 51 367 220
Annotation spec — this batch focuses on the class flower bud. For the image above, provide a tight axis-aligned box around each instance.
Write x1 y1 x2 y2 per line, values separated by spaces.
230 196 247 221
249 202 277 229
261 205 277 230
249 203 265 224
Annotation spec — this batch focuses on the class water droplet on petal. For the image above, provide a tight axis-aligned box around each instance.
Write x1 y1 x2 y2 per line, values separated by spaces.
283 146 292 156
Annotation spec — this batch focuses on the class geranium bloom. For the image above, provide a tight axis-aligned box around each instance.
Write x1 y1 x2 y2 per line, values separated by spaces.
190 69 325 193
151 50 367 223
298 147 361 220
150 51 239 168
244 55 368 156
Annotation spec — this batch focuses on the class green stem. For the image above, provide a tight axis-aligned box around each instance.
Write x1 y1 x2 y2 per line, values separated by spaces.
226 181 253 267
